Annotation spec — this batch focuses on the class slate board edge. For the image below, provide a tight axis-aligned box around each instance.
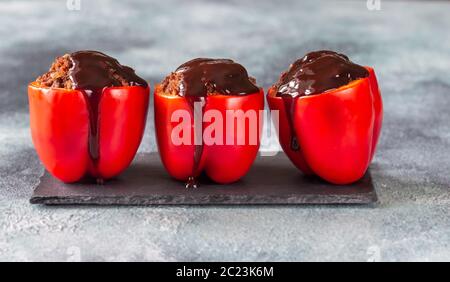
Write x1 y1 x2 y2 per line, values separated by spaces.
30 191 378 206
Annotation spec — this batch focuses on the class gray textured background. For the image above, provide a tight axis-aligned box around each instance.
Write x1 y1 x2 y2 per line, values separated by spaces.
0 0 449 261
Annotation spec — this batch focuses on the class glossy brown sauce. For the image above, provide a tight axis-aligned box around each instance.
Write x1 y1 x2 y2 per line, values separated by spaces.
68 51 147 166
274 50 368 150
173 58 259 188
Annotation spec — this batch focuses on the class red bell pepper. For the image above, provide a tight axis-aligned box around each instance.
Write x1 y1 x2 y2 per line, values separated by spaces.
154 85 264 184
28 83 149 183
267 67 383 184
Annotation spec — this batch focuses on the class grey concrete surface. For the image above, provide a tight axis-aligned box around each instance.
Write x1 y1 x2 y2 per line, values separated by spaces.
0 0 449 261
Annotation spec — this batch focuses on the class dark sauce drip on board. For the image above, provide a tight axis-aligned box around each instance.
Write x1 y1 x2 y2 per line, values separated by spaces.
274 50 369 151
174 58 259 188
68 51 147 181
185 95 205 189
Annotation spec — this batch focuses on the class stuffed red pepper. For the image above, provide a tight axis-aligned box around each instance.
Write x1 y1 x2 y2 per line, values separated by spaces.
29 51 149 183
155 58 264 187
267 50 383 184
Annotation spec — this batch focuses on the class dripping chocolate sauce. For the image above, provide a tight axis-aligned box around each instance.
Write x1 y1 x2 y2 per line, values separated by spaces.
68 51 147 180
274 50 369 151
185 95 205 189
174 58 259 188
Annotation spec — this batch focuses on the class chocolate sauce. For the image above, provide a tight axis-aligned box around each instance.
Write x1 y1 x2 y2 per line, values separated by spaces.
68 51 147 164
176 58 259 97
282 95 300 151
274 50 368 150
173 58 258 188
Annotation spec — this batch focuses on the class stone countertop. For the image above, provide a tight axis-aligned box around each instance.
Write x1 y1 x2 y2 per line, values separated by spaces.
0 0 448 261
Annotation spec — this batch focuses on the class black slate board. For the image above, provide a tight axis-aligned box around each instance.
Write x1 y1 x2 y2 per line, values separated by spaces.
30 153 378 205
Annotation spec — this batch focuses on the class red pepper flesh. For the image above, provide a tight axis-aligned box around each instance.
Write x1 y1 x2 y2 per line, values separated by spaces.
267 67 383 184
155 86 264 184
28 84 150 183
